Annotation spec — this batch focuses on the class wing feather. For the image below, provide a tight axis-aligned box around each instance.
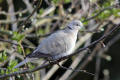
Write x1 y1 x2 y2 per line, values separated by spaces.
27 30 75 59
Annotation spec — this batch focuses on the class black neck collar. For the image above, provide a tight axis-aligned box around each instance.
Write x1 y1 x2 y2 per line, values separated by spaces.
67 26 73 30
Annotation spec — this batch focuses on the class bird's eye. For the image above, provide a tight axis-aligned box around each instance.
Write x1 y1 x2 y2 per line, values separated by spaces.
76 24 80 26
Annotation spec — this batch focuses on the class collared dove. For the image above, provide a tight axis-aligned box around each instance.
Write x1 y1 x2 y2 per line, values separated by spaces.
14 20 84 68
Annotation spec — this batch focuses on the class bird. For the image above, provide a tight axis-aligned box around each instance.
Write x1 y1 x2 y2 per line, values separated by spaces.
14 20 84 68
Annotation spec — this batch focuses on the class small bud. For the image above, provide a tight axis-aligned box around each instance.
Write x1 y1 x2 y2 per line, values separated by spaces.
103 69 109 75
19 13 22 17
100 28 104 31
106 55 112 61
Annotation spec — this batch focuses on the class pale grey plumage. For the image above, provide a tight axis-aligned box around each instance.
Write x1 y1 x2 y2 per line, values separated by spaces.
14 20 84 68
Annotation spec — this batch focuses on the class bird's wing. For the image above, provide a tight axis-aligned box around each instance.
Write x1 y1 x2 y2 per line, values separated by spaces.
27 30 73 59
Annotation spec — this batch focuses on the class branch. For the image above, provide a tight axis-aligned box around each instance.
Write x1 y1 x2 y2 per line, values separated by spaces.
82 3 119 22
17 0 42 32
0 9 28 16
0 17 27 24
0 38 35 49
24 3 120 38
7 0 17 31
0 23 119 79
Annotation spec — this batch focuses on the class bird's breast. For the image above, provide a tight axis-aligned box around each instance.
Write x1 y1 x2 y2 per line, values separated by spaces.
64 32 77 55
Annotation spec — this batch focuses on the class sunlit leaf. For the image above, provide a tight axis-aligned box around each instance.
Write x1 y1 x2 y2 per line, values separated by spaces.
12 31 25 42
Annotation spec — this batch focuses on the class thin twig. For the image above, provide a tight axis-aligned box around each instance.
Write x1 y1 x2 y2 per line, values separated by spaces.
0 38 35 49
82 4 119 22
18 0 42 32
0 9 28 16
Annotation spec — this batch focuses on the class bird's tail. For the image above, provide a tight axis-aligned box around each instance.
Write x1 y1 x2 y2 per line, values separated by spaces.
14 58 30 68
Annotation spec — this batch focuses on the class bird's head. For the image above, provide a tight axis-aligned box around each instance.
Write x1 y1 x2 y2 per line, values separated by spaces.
67 20 85 31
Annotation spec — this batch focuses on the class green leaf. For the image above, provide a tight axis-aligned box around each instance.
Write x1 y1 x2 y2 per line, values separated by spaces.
0 50 7 61
28 62 35 69
52 0 59 4
112 8 120 17
97 10 112 20
102 0 114 8
0 69 5 74
17 45 22 53
3 50 7 60
7 60 18 73
9 60 18 69
12 31 25 42
80 17 88 25
37 29 45 35
64 0 70 3
0 53 2 61
39 8 44 15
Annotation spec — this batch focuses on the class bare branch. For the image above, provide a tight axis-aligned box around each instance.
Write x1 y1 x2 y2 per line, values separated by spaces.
82 4 119 22
7 0 17 31
18 0 42 32
0 9 28 16
0 38 35 49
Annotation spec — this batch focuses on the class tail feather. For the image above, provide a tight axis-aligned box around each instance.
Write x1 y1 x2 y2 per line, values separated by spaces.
14 58 30 68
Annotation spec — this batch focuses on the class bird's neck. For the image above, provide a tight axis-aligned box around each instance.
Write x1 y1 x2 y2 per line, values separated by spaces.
64 28 79 36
